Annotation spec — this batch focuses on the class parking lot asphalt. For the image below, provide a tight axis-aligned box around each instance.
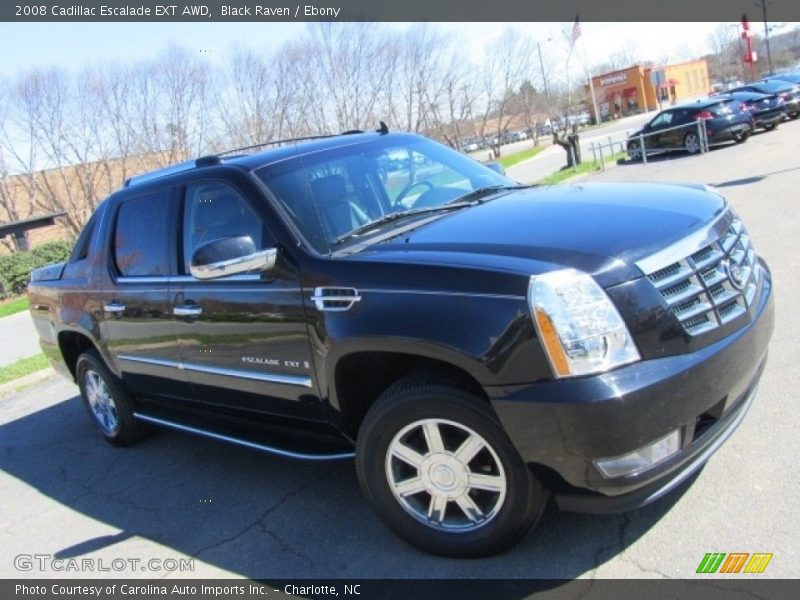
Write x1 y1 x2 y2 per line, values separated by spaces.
0 121 798 581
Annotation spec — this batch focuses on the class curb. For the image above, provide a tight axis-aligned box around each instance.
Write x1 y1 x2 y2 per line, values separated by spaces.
0 367 58 397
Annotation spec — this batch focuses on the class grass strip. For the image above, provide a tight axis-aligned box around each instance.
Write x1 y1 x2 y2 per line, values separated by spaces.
0 296 29 318
0 353 49 385
536 151 627 185
495 145 548 169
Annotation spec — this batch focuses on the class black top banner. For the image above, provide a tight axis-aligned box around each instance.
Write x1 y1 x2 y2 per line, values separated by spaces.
3 0 799 22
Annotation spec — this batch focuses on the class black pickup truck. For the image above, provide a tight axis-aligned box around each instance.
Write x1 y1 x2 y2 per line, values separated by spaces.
28 130 774 557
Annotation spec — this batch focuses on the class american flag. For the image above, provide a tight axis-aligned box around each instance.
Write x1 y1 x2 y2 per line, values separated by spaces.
571 15 582 44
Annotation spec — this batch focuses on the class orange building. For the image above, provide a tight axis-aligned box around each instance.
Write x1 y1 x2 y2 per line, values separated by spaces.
587 59 710 122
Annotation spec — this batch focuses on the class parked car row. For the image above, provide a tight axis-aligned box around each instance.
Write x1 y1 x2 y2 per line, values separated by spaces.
462 130 530 153
462 114 592 153
627 73 800 161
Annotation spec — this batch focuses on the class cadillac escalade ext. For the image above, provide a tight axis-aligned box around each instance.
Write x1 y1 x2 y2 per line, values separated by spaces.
28 130 774 557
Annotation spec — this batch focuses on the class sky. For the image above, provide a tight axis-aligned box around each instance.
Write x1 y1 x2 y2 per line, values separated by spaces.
1 21 796 80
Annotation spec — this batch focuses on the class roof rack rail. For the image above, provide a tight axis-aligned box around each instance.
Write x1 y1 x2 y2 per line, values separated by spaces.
124 155 222 188
124 124 388 187
216 129 366 157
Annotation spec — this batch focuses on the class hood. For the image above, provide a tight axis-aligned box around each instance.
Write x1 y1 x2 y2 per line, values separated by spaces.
352 182 727 288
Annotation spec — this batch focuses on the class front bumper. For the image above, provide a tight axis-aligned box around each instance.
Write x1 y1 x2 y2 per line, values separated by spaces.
488 271 774 513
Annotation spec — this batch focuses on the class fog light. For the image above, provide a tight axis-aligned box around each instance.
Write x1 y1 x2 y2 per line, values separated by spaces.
594 430 681 478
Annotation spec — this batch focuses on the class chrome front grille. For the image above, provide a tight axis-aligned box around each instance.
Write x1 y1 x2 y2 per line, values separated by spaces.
645 216 760 336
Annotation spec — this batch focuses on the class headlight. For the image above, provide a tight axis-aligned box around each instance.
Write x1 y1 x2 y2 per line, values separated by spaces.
528 269 640 378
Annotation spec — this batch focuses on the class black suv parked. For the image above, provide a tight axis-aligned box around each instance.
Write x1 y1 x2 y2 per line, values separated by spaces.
29 130 774 557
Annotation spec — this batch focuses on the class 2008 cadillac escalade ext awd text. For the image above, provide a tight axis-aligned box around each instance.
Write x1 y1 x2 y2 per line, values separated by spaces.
28 130 774 557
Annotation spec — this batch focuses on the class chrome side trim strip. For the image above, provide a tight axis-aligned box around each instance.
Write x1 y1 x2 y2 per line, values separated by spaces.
117 274 266 285
117 354 313 388
358 289 525 301
635 210 733 275
132 413 355 461
118 355 176 369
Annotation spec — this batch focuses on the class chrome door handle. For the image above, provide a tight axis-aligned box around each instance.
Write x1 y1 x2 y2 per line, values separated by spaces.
173 305 203 317
103 303 125 313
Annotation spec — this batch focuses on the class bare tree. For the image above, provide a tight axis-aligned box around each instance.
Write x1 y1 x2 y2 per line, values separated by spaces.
303 23 395 132
384 25 453 134
155 45 213 162
421 51 479 149
707 24 741 82
476 29 533 157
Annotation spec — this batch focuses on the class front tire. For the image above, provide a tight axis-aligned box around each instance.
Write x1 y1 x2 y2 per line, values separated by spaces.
734 130 750 144
627 141 643 161
355 376 547 557
76 350 146 446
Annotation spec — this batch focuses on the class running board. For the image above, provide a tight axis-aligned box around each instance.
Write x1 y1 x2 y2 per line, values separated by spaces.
133 412 355 461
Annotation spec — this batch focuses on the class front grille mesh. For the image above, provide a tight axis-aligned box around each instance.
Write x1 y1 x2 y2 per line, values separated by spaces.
646 217 760 336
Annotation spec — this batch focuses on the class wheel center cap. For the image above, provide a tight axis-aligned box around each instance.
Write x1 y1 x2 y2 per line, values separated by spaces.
432 465 456 488
422 454 467 495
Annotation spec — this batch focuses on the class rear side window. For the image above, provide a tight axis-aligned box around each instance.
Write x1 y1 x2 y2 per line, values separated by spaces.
69 210 99 263
113 190 173 277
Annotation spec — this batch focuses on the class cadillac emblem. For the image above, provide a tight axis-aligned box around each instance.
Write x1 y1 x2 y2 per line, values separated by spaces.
725 259 748 290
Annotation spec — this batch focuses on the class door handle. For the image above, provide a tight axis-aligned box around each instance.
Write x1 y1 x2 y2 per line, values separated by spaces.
103 303 126 313
173 305 203 317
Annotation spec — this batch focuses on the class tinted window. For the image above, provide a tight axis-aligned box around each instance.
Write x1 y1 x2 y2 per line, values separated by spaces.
69 210 99 263
256 135 510 253
650 112 674 127
113 190 173 277
182 182 267 273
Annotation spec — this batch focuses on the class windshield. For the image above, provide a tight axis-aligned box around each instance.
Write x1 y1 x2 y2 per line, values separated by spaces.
254 134 513 253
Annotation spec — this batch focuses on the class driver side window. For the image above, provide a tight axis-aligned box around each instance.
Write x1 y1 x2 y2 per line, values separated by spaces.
182 182 267 274
650 112 673 128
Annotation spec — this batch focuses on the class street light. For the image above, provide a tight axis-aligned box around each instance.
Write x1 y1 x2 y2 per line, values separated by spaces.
760 0 774 76
537 41 551 101
729 23 746 82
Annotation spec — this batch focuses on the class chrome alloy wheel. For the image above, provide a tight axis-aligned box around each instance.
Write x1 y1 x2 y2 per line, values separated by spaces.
84 370 119 434
385 418 507 532
685 132 701 154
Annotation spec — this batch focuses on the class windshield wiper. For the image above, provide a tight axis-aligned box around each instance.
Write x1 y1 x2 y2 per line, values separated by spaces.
334 202 473 245
451 184 530 204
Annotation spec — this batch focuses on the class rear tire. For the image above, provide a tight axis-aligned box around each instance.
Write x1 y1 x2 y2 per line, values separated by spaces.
76 350 147 446
684 131 702 154
763 122 779 131
734 130 750 144
355 375 547 557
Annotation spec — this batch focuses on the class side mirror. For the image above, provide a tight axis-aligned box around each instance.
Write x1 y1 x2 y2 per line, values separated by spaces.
190 236 277 280
485 162 506 176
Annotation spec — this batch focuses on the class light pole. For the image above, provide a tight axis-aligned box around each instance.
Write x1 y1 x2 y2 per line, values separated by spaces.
729 23 746 81
537 41 551 102
760 0 774 75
